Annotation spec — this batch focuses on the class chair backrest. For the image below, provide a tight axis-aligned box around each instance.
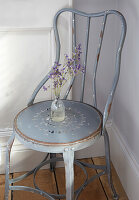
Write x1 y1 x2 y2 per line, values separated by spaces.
28 8 126 128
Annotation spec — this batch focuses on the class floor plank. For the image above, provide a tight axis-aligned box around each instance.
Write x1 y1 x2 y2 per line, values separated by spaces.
93 157 128 200
0 174 11 200
0 157 128 200
55 158 107 200
13 169 57 200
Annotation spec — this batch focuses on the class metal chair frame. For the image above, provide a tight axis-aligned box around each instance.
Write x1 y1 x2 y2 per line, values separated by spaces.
5 8 126 200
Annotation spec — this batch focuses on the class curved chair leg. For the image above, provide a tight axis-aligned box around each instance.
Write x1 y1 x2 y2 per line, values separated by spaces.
63 149 74 200
50 153 56 172
104 129 119 200
4 134 15 200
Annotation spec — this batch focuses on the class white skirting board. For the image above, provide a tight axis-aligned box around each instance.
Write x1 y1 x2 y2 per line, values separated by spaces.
107 122 139 200
1 122 139 200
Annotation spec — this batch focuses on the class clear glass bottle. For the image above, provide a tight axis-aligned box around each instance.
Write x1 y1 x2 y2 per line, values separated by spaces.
51 97 65 122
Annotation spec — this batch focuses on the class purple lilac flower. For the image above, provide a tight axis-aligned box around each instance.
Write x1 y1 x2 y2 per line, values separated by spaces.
43 44 84 95
43 85 47 91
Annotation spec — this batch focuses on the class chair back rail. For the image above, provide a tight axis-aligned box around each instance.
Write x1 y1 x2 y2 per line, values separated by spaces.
28 8 126 129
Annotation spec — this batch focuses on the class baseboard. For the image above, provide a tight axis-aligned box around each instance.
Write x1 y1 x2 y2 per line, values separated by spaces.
107 122 139 200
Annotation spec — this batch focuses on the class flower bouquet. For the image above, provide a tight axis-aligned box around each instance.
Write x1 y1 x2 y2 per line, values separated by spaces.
43 44 84 122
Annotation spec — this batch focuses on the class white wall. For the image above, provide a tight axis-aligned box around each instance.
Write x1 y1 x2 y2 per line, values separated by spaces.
113 0 139 171
111 1 139 198
0 0 72 129
0 0 73 173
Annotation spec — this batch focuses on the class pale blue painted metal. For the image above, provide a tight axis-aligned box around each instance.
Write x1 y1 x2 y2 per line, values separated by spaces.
64 13 76 100
63 150 74 200
93 14 107 108
33 156 89 199
13 101 102 153
28 9 126 131
5 8 126 200
80 17 91 102
9 186 55 200
72 13 76 49
15 101 102 144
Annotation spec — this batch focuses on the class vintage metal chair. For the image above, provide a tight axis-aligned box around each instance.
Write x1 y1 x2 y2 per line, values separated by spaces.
5 8 126 200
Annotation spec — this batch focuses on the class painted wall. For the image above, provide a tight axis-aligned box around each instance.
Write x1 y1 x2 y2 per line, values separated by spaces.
113 0 139 171
0 0 75 174
0 0 72 129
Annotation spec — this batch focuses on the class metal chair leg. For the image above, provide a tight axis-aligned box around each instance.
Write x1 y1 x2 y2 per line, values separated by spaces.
50 153 56 172
63 149 74 200
4 134 15 200
104 129 119 200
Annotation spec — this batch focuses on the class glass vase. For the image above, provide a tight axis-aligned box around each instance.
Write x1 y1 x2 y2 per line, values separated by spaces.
51 97 65 122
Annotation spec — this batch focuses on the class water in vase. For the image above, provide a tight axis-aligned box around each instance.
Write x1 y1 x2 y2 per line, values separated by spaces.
51 98 65 122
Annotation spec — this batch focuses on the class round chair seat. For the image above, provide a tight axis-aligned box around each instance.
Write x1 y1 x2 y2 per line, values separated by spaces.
14 100 102 149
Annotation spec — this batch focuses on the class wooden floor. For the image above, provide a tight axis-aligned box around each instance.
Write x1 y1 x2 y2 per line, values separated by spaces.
0 157 128 200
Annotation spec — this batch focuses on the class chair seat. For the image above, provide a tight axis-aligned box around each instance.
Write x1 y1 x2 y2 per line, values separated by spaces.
14 100 102 146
